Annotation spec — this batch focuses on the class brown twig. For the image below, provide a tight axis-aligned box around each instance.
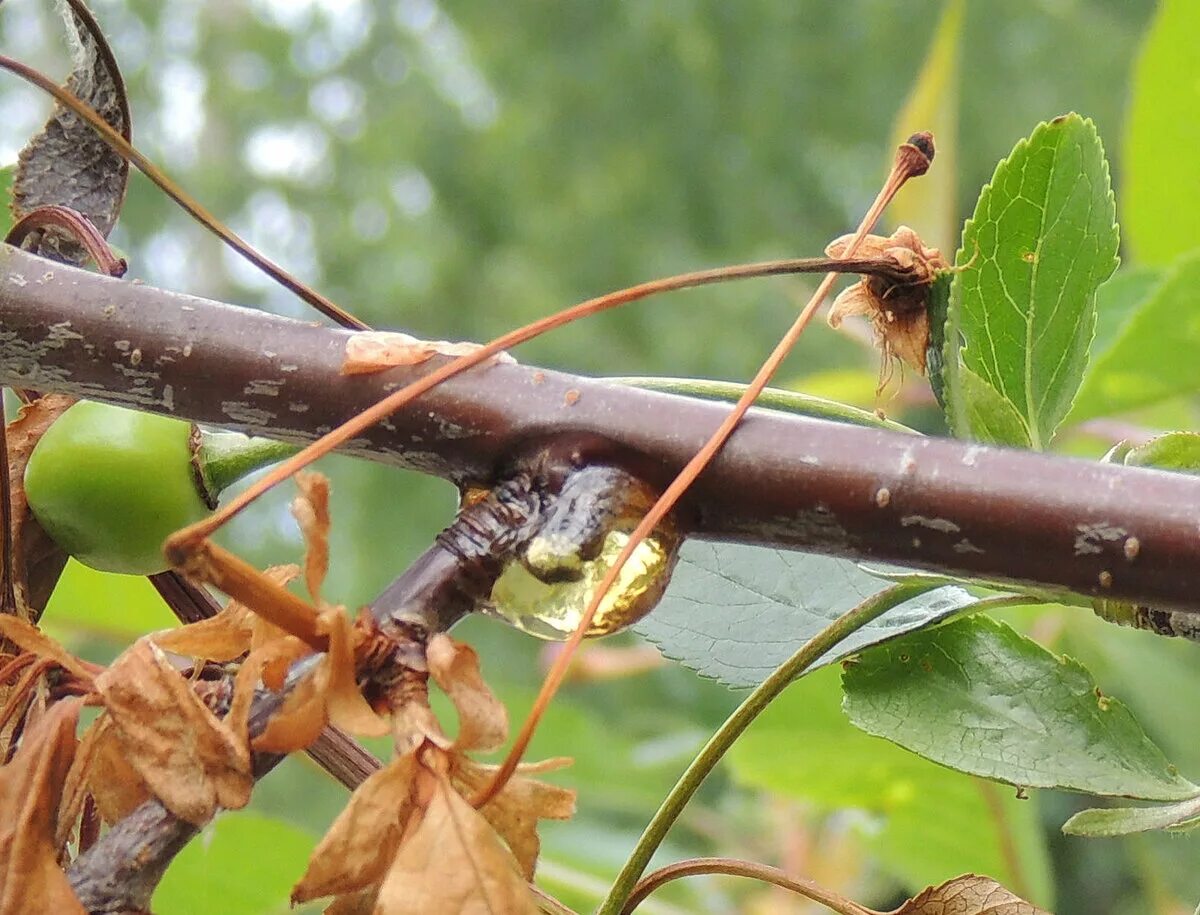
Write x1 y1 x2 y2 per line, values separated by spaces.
2 244 1199 611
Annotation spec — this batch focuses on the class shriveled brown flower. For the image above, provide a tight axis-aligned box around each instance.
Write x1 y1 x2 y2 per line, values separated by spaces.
826 225 947 375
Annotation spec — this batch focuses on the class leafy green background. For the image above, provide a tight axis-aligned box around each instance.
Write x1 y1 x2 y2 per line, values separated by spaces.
3 1 1200 913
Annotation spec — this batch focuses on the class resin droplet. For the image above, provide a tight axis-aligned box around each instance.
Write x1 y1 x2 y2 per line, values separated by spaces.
484 463 680 640
488 527 678 640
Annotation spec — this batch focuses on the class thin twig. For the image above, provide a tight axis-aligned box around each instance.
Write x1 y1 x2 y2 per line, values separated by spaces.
621 857 877 915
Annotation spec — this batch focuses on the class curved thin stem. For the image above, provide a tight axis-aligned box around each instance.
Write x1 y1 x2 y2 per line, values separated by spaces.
595 582 929 915
474 135 933 810
620 857 878 915
0 55 369 330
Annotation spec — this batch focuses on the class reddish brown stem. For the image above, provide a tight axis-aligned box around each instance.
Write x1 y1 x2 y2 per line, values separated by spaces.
473 133 935 808
6 205 127 277
620 857 878 915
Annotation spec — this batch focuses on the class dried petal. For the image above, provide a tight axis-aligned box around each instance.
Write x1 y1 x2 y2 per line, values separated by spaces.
152 602 255 660
95 639 251 825
78 714 148 827
427 634 507 754
292 473 330 606
0 698 85 915
0 616 95 684
824 226 947 375
322 610 389 738
292 754 419 903
375 770 538 915
251 663 328 754
342 332 515 376
451 757 575 880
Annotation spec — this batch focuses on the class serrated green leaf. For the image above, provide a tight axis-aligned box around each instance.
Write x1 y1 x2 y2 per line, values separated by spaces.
1069 252 1200 423
843 615 1196 801
728 666 1053 906
887 0 962 255
1062 795 1200 838
1123 432 1200 474
943 114 1119 448
636 541 980 689
607 376 915 434
153 813 318 915
1122 0 1200 265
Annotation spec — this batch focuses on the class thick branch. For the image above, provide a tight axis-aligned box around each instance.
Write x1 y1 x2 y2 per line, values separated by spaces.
2 244 1199 610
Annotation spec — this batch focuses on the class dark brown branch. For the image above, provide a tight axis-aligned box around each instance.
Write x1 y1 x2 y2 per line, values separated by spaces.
2 244 1199 611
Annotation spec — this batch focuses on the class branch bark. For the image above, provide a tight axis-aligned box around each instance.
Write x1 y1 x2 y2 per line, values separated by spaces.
2 244 1199 611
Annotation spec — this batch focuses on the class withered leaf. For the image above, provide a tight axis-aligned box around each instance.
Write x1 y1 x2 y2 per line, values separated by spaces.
897 874 1050 915
292 754 419 904
3 394 75 625
0 697 85 915
375 769 538 915
12 0 131 264
427 634 507 754
95 639 251 825
451 756 575 881
292 473 330 607
341 331 515 376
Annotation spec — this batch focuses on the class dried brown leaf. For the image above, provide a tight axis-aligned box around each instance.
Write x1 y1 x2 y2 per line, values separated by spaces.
0 697 85 915
375 769 538 915
3 394 74 624
292 754 419 904
897 875 1050 915
341 331 515 376
292 473 330 606
12 0 130 264
95 639 251 825
427 634 507 754
451 756 575 881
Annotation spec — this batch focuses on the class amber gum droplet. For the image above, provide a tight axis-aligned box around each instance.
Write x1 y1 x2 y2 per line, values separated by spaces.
487 522 680 641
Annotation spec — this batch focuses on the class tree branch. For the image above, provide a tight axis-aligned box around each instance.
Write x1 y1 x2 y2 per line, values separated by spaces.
2 244 1199 611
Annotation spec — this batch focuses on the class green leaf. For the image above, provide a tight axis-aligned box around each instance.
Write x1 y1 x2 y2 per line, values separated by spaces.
1122 0 1200 265
607 376 915 434
887 0 963 255
636 542 981 689
1123 432 1200 474
942 114 1119 448
843 615 1197 801
1069 252 1200 422
1063 795 1200 838
728 666 1054 906
153 813 318 915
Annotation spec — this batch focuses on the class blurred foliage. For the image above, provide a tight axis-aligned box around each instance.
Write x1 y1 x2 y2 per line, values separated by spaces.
8 0 1200 912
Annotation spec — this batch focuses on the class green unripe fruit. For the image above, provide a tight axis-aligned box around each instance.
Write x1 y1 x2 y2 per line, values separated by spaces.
23 401 294 575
